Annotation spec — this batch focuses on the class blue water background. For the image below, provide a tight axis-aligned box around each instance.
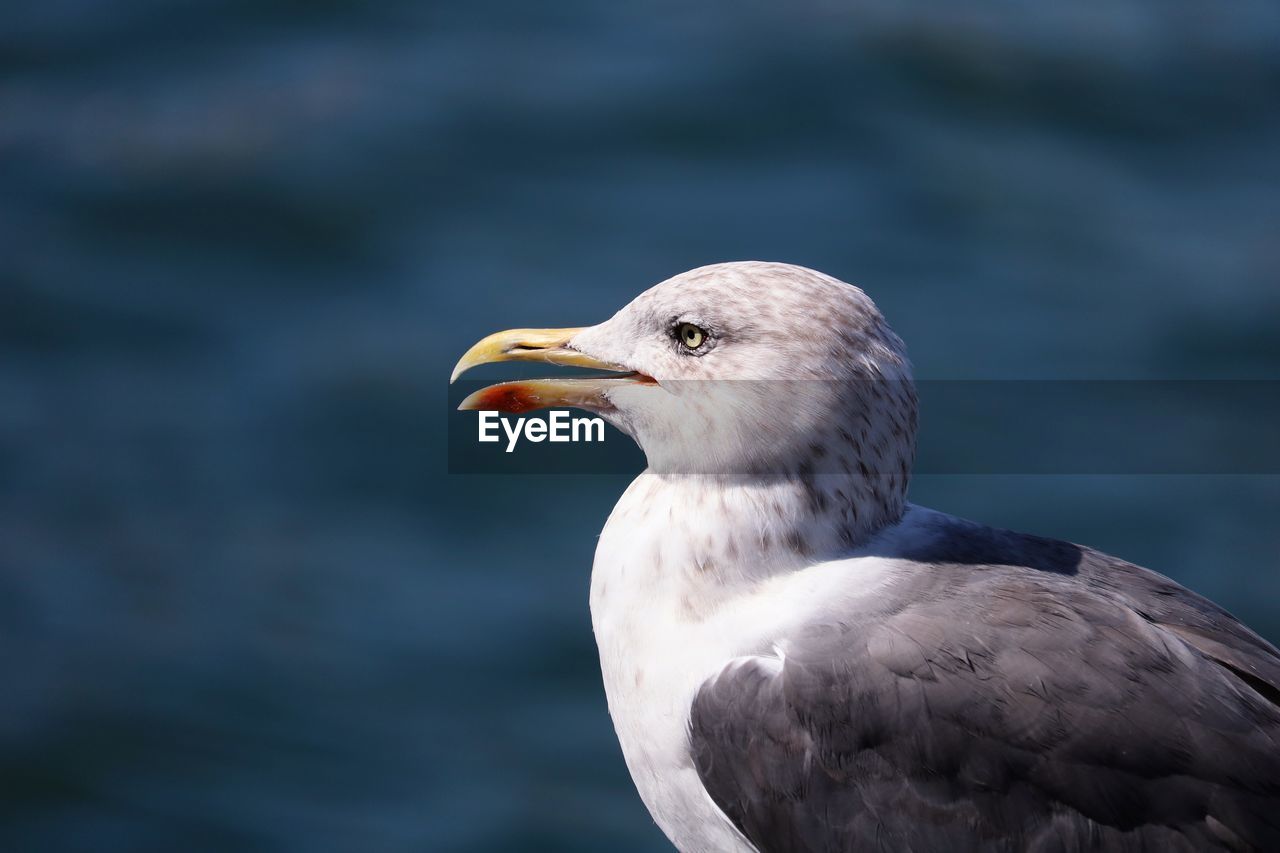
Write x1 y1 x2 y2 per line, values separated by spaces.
2 3 1279 851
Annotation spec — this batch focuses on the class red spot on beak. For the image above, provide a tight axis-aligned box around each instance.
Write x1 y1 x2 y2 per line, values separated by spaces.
471 383 543 414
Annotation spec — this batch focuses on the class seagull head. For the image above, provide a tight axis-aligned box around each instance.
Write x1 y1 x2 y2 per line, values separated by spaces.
452 261 916 484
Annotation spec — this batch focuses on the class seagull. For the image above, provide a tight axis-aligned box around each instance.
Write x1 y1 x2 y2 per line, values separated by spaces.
451 262 1280 852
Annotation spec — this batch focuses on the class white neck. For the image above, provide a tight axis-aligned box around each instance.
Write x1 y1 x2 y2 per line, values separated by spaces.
587 470 910 853
605 471 903 595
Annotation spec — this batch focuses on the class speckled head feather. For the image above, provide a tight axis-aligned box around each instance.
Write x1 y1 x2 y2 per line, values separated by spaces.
570 261 917 546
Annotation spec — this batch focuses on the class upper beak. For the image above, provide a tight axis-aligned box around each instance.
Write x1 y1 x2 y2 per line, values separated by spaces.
450 327 653 413
450 327 598 383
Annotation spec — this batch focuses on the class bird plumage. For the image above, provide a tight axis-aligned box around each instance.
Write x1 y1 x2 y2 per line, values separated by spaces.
689 511 1280 852
454 261 1280 852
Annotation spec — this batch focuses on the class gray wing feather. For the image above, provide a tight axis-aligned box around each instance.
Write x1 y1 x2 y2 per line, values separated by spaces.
690 520 1280 852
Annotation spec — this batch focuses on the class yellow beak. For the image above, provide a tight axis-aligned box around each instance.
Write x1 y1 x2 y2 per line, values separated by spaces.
449 327 600 383
450 327 653 413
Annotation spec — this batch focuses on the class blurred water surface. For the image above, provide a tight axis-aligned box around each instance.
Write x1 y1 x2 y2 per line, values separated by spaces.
2 2 1279 851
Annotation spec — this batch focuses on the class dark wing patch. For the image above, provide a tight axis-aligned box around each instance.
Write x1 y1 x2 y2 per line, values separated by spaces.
690 526 1280 853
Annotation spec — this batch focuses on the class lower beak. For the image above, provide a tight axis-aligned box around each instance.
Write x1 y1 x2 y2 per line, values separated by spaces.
456 375 648 414
450 327 653 414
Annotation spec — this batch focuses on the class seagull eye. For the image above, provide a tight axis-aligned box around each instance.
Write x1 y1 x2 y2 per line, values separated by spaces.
676 322 707 350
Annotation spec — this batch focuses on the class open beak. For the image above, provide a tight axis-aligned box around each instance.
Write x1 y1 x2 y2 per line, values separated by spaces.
450 327 653 413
